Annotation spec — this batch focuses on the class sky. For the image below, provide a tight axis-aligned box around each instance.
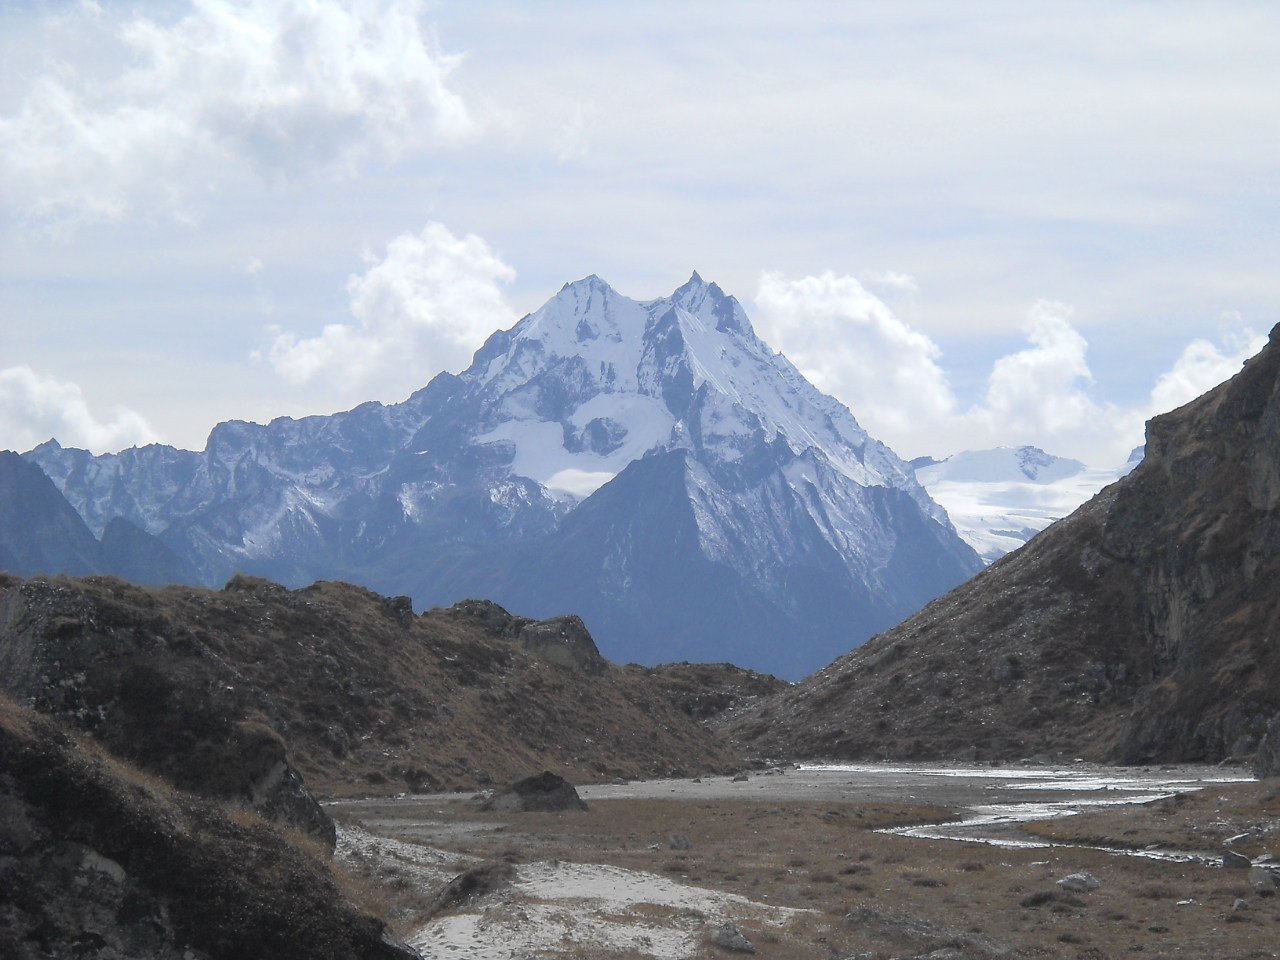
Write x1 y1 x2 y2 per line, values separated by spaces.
2 0 1278 468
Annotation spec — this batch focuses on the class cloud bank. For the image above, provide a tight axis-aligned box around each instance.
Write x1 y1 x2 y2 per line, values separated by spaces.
753 272 1266 466
265 222 517 399
0 367 158 454
0 0 473 227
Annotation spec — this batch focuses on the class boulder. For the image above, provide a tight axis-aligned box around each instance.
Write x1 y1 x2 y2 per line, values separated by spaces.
1057 873 1100 892
710 922 755 953
516 615 607 674
430 862 516 914
1251 865 1280 894
480 771 588 812
1223 850 1252 869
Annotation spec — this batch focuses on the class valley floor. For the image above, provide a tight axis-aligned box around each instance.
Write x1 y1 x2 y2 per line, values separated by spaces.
329 763 1280 960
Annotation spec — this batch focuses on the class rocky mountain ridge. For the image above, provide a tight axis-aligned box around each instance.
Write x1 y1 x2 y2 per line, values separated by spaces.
732 326 1280 775
19 273 981 677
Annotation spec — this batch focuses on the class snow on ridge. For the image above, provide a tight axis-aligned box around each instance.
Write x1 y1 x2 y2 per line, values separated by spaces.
915 446 1129 563
915 445 1086 486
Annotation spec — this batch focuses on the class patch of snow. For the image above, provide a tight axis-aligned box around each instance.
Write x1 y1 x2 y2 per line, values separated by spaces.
474 394 675 492
409 859 806 960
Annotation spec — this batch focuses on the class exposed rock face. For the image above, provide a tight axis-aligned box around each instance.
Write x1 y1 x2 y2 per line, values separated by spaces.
427 599 606 674
733 326 1280 766
515 615 606 674
480 771 589 812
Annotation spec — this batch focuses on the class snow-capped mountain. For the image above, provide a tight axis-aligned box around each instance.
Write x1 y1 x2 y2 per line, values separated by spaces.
913 445 1138 563
22 273 982 678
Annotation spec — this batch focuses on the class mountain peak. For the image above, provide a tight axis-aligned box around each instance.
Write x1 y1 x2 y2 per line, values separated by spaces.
17 270 982 679
562 273 608 290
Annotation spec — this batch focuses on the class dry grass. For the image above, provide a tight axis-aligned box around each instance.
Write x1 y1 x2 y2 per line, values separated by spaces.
334 790 1280 960
1024 780 1280 854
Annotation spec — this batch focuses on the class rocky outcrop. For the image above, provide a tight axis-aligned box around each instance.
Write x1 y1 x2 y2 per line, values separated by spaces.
514 615 606 674
426 599 606 674
480 771 588 812
0 573 333 843
733 326 1280 767
0 696 416 960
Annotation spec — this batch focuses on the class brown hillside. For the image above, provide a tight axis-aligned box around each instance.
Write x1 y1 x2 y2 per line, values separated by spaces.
731 325 1280 772
0 573 754 796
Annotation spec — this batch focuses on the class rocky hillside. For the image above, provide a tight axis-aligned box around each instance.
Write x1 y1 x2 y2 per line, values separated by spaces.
0 573 762 796
0 695 415 960
732 325 1280 775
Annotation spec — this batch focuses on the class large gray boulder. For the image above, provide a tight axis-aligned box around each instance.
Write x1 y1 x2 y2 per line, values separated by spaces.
480 771 588 812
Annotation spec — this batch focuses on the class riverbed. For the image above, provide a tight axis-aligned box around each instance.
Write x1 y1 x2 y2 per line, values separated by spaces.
330 762 1277 960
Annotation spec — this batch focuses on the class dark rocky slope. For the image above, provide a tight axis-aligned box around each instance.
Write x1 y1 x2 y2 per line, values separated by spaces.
0 696 415 960
0 573 758 796
732 325 1280 774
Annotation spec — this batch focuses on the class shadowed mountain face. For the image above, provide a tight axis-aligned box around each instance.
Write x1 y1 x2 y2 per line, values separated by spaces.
732 326 1280 774
0 452 198 587
0 451 102 578
19 274 980 678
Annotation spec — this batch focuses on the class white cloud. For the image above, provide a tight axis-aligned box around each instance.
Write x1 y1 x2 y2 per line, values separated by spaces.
981 300 1100 437
753 271 956 440
1147 313 1267 417
0 366 158 454
753 271 1267 468
0 0 474 228
266 221 517 397
870 271 920 295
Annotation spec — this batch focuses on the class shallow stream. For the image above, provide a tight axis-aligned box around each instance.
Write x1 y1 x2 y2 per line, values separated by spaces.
799 763 1255 862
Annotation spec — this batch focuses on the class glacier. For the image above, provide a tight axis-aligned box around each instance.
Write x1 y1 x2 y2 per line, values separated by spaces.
913 445 1140 564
